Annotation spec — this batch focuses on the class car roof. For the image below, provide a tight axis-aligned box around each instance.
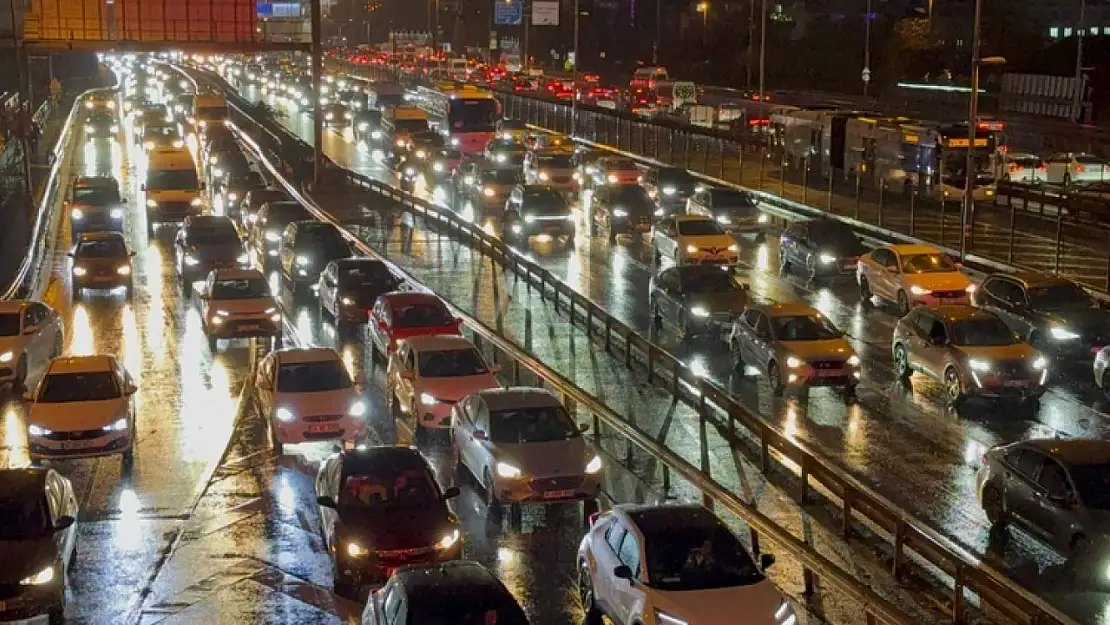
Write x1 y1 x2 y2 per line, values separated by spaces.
381 291 443 307
47 354 116 374
1023 439 1110 466
673 214 716 223
988 271 1074 289
185 215 236 228
339 445 432 475
886 243 941 255
753 300 818 317
476 386 560 411
212 268 265 281
614 502 720 534
398 335 476 352
273 347 342 364
928 305 997 322
393 560 501 591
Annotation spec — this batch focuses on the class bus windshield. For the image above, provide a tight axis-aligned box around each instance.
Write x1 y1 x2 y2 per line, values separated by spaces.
448 99 499 133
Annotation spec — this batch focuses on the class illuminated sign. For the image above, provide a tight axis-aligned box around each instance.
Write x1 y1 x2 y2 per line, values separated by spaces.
946 138 988 148
903 134 919 144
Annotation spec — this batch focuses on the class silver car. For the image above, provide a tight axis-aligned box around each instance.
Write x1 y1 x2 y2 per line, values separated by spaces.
451 387 602 512
977 439 1110 561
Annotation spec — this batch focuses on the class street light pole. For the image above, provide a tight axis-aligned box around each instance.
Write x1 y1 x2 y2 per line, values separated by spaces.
757 0 766 102
1072 0 1086 122
697 2 708 46
653 0 660 64
862 0 871 96
961 0 982 259
571 0 579 135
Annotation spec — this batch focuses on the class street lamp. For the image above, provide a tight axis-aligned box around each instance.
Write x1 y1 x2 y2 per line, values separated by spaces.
961 0 1005 258
696 2 709 46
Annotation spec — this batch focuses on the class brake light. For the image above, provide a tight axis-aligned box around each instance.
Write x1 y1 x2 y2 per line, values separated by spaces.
1037 164 1047 171
1009 164 1021 172
1077 165 1086 173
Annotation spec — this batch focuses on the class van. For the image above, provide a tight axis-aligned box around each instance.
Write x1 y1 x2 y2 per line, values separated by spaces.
143 147 203 238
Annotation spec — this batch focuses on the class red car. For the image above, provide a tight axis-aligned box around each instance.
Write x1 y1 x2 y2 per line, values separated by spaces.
367 292 462 358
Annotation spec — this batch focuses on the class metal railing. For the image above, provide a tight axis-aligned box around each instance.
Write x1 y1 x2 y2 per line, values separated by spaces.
208 66 1078 625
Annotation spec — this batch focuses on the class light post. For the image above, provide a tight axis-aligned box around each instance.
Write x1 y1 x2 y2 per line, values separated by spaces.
862 0 871 96
696 2 709 46
757 0 766 102
1072 0 1087 122
571 0 580 134
961 0 1005 258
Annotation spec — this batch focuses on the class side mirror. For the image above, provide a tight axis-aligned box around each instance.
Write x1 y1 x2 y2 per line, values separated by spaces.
21 391 33 402
613 565 633 581
54 516 75 532
125 383 138 395
954 261 964 270
760 553 776 570
473 430 487 440
442 486 461 500
316 495 337 508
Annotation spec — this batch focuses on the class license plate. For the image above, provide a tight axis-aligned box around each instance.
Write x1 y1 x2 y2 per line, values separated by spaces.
92 276 114 283
308 424 340 434
543 489 575 499
61 439 98 450
238 324 259 331
1004 380 1029 388
817 369 844 377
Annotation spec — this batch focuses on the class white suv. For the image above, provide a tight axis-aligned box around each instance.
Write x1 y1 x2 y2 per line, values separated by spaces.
577 503 795 625
0 300 64 392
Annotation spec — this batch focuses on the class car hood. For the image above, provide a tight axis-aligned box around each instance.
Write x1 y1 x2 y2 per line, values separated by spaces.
74 257 129 269
337 505 451 551
30 398 127 431
338 285 395 307
0 538 58 585
681 234 735 249
651 579 783 624
902 272 972 291
209 297 278 315
688 290 748 315
185 242 243 262
781 337 856 361
0 336 24 357
957 343 1038 361
419 374 500 402
497 437 592 476
1039 307 1110 338
274 389 358 416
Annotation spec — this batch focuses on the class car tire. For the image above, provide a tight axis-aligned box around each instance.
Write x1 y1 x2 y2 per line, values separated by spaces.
982 485 1007 527
579 565 604 625
897 290 911 316
767 361 784 397
893 344 912 382
944 367 965 408
859 278 872 307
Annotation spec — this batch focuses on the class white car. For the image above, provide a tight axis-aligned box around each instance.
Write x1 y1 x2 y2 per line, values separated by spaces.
24 355 138 466
578 503 794 625
197 268 283 352
651 215 738 267
386 335 502 442
998 152 1046 183
1045 152 1110 186
253 347 368 454
0 300 64 392
451 387 602 514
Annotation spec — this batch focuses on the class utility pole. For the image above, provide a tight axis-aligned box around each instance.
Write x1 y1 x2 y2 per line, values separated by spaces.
653 0 660 64
746 0 754 88
862 0 871 96
962 0 982 260
757 0 766 102
522 0 531 71
1072 0 1086 122
572 0 580 134
9 0 32 202
311 0 324 186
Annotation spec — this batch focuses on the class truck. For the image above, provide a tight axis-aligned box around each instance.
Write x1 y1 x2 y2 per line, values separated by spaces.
193 94 230 130
143 147 204 237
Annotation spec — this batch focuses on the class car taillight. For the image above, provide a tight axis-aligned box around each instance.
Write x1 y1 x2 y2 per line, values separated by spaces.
1076 165 1086 173
1037 164 1047 171
1009 164 1021 172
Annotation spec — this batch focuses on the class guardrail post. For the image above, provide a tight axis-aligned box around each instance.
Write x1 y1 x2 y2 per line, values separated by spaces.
909 187 917 237
737 143 744 185
939 199 946 246
800 456 809 504
1055 210 1064 275
524 308 533 352
698 388 712 510
892 520 906 579
585 303 592 338
878 179 885 228
703 137 710 173
758 148 766 190
779 149 786 197
749 528 760 556
672 358 680 397
802 155 809 205
1008 196 1017 264
604 316 612 353
512 359 521 385
953 565 966 624
661 464 671 497
668 128 675 162
592 410 601 443
803 568 816 598
760 427 770 473
718 139 725 178
826 169 834 212
684 133 691 169
841 490 852 538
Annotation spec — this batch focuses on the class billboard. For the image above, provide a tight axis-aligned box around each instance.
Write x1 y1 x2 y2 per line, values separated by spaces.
532 1 558 25
494 1 522 25
24 0 110 41
24 0 260 43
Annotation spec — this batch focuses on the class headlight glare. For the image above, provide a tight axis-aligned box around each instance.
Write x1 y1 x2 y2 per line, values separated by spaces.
1050 326 1080 340
346 542 370 558
71 208 84 220
104 418 128 431
116 265 131 275
20 566 54 586
28 424 50 436
786 356 804 368
585 455 602 474
420 392 439 406
348 401 367 417
1033 356 1047 370
847 355 861 366
968 359 992 372
496 462 522 479
685 244 698 254
909 285 932 295
690 306 710 318
436 528 461 550
819 253 837 264
275 407 295 422
0 351 11 363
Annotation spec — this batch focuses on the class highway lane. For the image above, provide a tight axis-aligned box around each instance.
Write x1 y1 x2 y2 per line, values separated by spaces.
229 73 1110 623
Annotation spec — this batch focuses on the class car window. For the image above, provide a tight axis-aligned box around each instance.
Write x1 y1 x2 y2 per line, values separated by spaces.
1037 459 1070 496
276 360 353 392
339 468 438 509
211 278 270 299
1007 448 1044 479
983 278 1022 305
418 348 489 378
741 309 760 327
38 371 121 402
76 237 127 258
393 302 454 328
617 531 642 578
871 249 892 267
928 319 949 343
489 404 578 443
753 313 770 338
605 521 626 553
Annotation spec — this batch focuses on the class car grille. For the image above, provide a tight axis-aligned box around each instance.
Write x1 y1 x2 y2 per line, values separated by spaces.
303 429 345 440
42 428 105 441
530 475 583 491
377 546 435 568
303 414 342 423
994 359 1032 379
932 290 967 299
698 246 731 255
810 360 845 370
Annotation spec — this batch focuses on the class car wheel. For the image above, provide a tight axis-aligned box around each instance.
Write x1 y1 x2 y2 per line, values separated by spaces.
944 367 965 408
897 290 911 316
981 485 1007 527
859 278 872 306
893 344 912 382
767 361 784 396
579 565 604 625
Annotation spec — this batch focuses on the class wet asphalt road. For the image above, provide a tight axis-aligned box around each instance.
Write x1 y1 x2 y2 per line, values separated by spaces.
227 72 1110 624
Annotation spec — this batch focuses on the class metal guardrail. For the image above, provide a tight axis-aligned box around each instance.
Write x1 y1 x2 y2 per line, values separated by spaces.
206 66 1079 625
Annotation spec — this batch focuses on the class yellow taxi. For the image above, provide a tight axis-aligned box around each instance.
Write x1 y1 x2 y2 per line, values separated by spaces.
651 214 738 266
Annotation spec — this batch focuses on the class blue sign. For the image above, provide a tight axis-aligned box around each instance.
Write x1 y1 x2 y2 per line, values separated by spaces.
257 2 273 15
494 1 523 25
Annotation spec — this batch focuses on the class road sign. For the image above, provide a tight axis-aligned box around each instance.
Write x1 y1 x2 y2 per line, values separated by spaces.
494 1 522 26
532 0 559 25
861 67 871 84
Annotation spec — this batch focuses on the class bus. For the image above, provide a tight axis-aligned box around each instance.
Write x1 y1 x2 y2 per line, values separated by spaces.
412 85 501 154
192 94 229 130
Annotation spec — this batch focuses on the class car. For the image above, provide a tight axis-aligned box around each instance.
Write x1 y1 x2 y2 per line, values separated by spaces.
482 137 527 166
1045 152 1110 186
892 305 1048 408
0 300 63 393
973 272 1110 363
452 387 602 518
649 265 749 342
248 201 313 270
360 561 530 625
67 176 126 239
140 122 184 151
208 147 251 184
570 147 609 188
323 102 352 127
317 258 403 327
132 104 172 140
998 152 1047 183
24 354 139 464
685 188 768 237
219 170 267 218
651 214 738 266
977 439 1110 565
778 218 867 280
279 221 353 294
728 300 860 398
84 110 118 140
68 232 135 299
857 243 974 315
577 503 789 625
253 347 368 454
454 162 523 215
368 292 462 359
503 185 575 247
588 184 656 241
643 166 700 214
354 109 383 144
239 187 288 231
403 130 445 162
496 118 529 141
86 90 117 111
587 156 642 188
0 467 79 625
387 335 502 441
174 215 247 296
315 446 463 596
522 148 575 189
197 268 283 351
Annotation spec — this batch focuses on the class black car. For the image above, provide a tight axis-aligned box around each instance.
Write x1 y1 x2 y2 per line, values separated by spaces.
360 561 530 625
240 187 288 231
643 166 699 214
0 468 79 625
779 218 868 279
405 130 445 162
649 265 750 340
202 125 235 154
685 188 767 237
503 185 575 247
68 176 125 239
589 184 655 241
69 232 136 298
174 215 246 295
220 170 267 218
324 102 352 127
973 272 1110 360
317 258 404 326
249 201 313 270
354 109 383 143
85 111 118 140
315 446 462 596
279 221 353 292
483 138 527 166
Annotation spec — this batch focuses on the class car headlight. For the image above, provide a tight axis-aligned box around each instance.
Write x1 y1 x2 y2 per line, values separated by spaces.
495 153 507 163
432 161 445 173
371 130 382 139
20 566 55 586
1033 356 1048 370
190 198 203 207
28 424 51 437
420 392 442 407
538 171 550 181
496 462 522 479
349 401 367 417
585 454 603 474
436 528 461 550
103 418 128 431
685 244 698 254
758 214 769 224
395 138 406 147
214 309 231 317
404 167 416 177
450 137 460 146
690 306 710 318
71 208 84 220
209 156 218 165
111 125 119 133
511 224 522 234
819 253 837 264
612 209 628 218
147 199 158 208
346 542 370 558
144 140 155 150
968 359 992 372
716 215 731 225
1050 326 1080 340
117 265 131 275
727 244 739 252
607 174 618 184
909 285 931 296
483 187 495 197
184 254 199 266
662 186 677 196
415 149 426 159
228 193 238 201
695 184 707 193
85 124 94 132
275 407 295 422
264 306 277 315
212 168 224 178
0 351 11 363
654 208 665 217
786 356 804 368
296 255 309 266
110 208 125 219
847 355 861 366
325 112 334 120
72 267 87 276
265 231 281 242
357 122 368 131
654 611 688 625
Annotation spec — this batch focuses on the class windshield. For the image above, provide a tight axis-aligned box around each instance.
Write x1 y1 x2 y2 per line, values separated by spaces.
810 224 860 249
339 263 397 287
1071 463 1110 510
1027 283 1094 310
677 220 725 236
38 371 121 402
644 523 763 591
231 172 264 187
537 155 572 168
949 318 1020 346
249 191 286 208
196 105 229 120
296 230 351 257
393 302 454 328
902 253 957 274
263 205 312 229
0 495 49 540
606 158 637 171
418 348 489 378
449 99 499 132
523 192 568 213
187 226 239 245
684 270 741 294
147 169 199 191
483 170 524 185
76 238 127 258
211 278 270 299
489 405 577 443
276 360 352 392
710 190 757 208
613 186 650 204
659 169 695 185
499 119 527 130
771 314 842 341
74 186 120 206
1076 154 1105 165
407 588 530 625
490 139 525 152
0 313 18 336
339 469 438 509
